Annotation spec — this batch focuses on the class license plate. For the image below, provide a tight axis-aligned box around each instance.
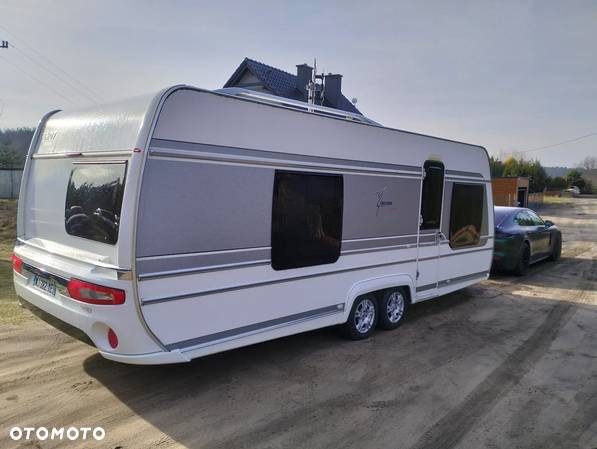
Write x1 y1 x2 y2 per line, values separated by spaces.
32 274 57 296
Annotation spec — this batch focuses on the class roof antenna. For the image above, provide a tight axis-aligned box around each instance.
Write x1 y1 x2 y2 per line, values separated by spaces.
307 58 325 112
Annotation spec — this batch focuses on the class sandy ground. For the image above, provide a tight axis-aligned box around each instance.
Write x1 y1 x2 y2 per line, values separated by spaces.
1 197 596 449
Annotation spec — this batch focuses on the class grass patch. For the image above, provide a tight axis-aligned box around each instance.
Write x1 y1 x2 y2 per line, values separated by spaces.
0 260 31 325
0 199 17 261
0 200 31 324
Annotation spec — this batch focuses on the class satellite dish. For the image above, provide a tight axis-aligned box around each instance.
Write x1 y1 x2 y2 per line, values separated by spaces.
351 98 358 105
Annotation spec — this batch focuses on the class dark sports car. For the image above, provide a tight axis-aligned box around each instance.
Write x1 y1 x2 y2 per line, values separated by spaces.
492 206 562 275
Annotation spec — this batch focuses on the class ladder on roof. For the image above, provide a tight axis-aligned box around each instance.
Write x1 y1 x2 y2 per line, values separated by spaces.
215 87 380 126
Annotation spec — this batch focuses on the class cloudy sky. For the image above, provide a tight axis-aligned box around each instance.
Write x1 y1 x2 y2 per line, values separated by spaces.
0 0 595 166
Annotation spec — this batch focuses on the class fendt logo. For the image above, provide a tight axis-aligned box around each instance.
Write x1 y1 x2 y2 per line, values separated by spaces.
375 186 393 216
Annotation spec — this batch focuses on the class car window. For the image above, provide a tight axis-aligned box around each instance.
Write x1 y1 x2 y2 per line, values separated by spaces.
527 210 544 226
515 211 534 226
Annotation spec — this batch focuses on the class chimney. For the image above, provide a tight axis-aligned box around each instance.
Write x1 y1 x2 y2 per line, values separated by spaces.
296 63 313 99
324 73 343 107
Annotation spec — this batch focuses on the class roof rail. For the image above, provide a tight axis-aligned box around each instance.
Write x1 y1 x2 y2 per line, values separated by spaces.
214 87 380 126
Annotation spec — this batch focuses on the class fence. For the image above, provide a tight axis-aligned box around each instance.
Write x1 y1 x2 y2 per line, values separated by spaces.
527 192 544 205
0 169 23 199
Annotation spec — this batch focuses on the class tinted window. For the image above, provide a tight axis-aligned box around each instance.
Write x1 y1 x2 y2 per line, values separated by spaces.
65 163 126 244
527 210 544 226
515 211 534 226
449 183 484 248
420 161 444 229
271 171 343 270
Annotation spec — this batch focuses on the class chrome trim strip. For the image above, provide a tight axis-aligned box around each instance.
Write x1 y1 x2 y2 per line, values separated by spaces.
141 258 418 305
445 177 492 184
137 245 271 261
16 237 123 270
138 260 271 280
342 235 418 252
416 270 489 292
32 150 133 159
341 243 413 255
149 138 423 176
167 303 345 351
138 244 494 282
445 169 484 178
438 270 489 288
137 247 271 276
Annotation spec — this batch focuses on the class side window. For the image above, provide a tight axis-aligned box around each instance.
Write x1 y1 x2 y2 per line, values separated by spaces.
420 160 444 230
527 210 544 226
449 183 484 248
515 211 533 226
65 163 127 244
271 171 343 270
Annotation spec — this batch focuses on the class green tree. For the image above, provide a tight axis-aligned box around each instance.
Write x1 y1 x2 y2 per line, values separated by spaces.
548 176 567 189
489 156 504 178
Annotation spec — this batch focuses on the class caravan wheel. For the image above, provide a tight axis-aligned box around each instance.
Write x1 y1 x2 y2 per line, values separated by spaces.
377 288 407 330
341 294 378 340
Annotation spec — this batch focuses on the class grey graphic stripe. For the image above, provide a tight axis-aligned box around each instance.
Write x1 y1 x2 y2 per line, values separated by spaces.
166 303 345 351
150 138 422 175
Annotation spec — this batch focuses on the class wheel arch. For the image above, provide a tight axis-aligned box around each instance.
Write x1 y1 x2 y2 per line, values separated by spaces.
343 274 414 322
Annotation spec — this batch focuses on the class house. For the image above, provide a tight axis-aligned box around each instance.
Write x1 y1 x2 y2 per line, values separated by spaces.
492 177 529 207
224 57 361 115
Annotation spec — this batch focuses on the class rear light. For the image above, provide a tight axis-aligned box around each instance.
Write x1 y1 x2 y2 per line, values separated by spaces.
107 328 119 349
67 279 125 305
11 254 23 274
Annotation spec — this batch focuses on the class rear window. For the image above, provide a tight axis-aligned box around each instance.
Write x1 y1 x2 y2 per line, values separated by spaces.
494 208 512 226
65 163 127 244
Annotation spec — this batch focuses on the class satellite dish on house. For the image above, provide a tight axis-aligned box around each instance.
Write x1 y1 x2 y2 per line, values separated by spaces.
351 98 358 105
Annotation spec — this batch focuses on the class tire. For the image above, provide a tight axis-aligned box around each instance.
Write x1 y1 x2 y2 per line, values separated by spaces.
513 242 531 276
377 288 408 330
341 294 378 340
548 235 562 261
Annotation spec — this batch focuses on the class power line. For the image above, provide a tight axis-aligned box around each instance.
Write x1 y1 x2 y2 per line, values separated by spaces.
0 53 78 106
518 130 597 153
9 42 102 104
0 24 104 103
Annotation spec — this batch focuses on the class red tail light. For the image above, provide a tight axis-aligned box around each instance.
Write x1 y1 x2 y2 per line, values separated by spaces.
67 279 125 305
11 254 23 274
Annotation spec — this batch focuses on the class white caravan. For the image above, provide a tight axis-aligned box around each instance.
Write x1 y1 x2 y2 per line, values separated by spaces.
13 86 494 364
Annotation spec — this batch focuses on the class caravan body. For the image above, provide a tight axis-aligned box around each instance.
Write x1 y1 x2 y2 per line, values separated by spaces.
13 86 493 364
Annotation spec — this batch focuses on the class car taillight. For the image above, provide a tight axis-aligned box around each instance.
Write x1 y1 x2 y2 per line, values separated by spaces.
67 279 125 305
11 254 23 274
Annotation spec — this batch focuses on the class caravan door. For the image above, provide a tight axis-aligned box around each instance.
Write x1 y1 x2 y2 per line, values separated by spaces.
416 161 445 299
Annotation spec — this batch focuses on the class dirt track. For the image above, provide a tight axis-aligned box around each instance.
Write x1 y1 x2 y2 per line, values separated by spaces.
1 198 596 449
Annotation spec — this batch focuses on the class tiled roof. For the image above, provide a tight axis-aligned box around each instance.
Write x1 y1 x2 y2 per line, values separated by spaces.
224 58 361 114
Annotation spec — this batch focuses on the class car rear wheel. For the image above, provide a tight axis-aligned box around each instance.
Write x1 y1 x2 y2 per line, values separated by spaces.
548 235 562 261
342 294 378 340
514 242 531 276
377 288 407 330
